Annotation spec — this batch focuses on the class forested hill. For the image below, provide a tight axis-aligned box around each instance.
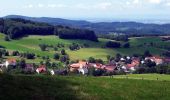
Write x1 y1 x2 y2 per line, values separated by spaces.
0 18 98 42
4 15 170 34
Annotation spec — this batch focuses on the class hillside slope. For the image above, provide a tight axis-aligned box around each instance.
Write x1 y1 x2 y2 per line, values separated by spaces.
0 33 169 62
0 74 170 100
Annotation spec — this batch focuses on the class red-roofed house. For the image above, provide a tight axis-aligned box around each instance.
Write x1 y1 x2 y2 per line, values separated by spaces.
36 65 46 74
126 59 140 71
145 56 163 65
69 61 88 72
102 65 117 72
5 58 17 68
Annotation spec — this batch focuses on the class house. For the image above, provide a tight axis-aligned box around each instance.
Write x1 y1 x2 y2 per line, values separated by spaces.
145 56 163 65
5 58 17 68
36 65 46 74
91 63 103 69
78 67 88 75
23 64 35 73
126 59 140 72
102 64 117 72
69 61 88 72
126 64 136 71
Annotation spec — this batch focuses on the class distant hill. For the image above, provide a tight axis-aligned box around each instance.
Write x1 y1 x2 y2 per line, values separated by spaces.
4 15 170 34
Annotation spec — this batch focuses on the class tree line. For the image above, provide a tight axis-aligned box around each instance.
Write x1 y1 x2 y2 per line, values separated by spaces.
0 18 98 41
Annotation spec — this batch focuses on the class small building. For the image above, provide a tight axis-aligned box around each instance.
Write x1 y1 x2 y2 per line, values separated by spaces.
78 68 88 75
5 58 17 68
36 65 46 74
102 64 117 72
145 56 163 65
125 59 140 72
69 61 88 72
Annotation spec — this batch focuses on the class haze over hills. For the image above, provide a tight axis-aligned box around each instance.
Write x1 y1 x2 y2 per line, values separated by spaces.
3 15 170 34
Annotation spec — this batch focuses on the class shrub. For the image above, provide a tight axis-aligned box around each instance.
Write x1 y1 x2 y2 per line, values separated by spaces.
106 41 121 48
54 53 60 60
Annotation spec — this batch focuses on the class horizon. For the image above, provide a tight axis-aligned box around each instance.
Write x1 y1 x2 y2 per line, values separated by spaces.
2 14 170 24
1 0 170 22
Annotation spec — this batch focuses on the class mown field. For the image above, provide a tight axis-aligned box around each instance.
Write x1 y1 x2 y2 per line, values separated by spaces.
112 74 170 81
0 74 170 100
0 33 169 62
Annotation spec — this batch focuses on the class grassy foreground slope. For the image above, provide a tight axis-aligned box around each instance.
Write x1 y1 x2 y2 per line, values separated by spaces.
0 33 169 61
0 74 170 100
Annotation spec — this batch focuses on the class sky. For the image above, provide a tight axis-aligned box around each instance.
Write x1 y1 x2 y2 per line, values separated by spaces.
0 0 170 21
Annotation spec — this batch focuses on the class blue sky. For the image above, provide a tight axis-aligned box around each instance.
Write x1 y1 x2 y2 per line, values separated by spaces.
0 0 170 20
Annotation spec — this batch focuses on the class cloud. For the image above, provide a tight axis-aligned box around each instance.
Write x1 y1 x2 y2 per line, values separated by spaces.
38 4 44 8
24 4 67 9
94 2 112 10
47 4 57 8
133 0 140 4
25 4 33 8
149 0 162 4
166 2 170 6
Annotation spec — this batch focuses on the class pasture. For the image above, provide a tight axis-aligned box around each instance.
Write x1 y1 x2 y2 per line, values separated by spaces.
0 33 169 62
0 74 170 100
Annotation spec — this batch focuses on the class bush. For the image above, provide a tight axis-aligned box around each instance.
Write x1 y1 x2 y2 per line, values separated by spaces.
61 49 66 55
12 51 20 56
4 36 10 41
88 57 95 63
123 42 130 48
54 53 60 60
106 41 121 48
39 44 47 51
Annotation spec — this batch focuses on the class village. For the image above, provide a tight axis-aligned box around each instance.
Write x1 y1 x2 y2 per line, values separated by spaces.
0 54 170 76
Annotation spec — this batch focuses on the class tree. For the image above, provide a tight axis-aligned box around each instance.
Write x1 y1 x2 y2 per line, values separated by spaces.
123 42 130 48
105 41 121 48
51 62 58 68
0 51 2 58
60 55 69 62
54 53 60 60
88 57 95 63
12 51 19 56
4 36 10 41
144 50 152 57
95 59 104 64
45 60 51 67
19 59 26 69
61 49 66 55
26 52 35 59
54 47 58 51
107 55 111 61
39 44 47 51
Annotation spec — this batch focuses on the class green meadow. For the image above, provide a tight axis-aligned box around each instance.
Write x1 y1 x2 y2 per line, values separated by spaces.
0 33 169 61
0 74 170 100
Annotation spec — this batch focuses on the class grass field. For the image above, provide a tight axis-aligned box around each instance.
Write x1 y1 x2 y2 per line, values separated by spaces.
0 33 169 61
113 74 170 81
0 74 170 100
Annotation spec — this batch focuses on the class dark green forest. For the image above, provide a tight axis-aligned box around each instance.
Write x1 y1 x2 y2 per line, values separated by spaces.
0 18 98 41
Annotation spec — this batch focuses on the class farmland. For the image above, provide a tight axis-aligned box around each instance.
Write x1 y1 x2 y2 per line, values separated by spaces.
0 33 169 62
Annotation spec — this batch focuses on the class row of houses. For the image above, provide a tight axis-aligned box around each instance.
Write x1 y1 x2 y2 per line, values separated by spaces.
69 56 170 75
0 58 67 75
0 56 170 76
